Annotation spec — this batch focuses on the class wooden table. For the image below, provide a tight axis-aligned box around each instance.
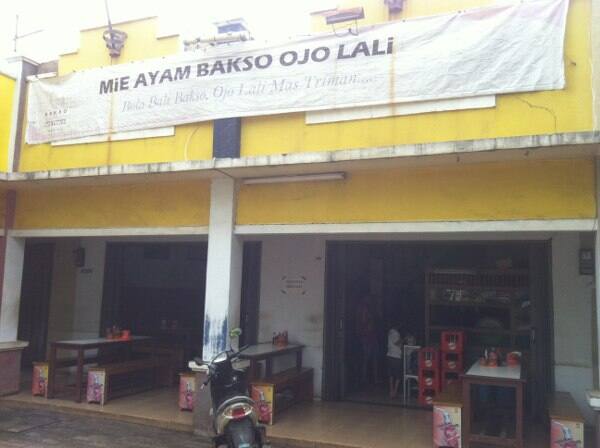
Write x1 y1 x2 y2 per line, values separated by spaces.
239 343 304 381
48 336 153 402
461 362 526 448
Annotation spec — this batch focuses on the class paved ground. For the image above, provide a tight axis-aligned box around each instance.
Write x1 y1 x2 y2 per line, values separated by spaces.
0 404 211 448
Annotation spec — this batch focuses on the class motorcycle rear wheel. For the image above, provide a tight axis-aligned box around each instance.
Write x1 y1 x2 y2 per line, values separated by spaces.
225 418 260 448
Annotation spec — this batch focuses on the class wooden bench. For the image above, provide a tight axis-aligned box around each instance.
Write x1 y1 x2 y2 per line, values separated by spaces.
86 357 167 405
250 367 313 425
548 391 585 447
432 384 463 448
132 343 184 386
53 355 99 368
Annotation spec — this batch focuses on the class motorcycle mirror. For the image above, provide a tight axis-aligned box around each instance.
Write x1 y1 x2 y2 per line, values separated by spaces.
229 328 242 338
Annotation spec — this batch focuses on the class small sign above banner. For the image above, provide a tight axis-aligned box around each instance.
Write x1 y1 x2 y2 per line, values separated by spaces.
25 0 569 144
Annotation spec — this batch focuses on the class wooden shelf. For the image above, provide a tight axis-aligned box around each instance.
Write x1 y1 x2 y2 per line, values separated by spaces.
428 284 527 291
426 268 532 347
429 325 516 335
429 300 512 309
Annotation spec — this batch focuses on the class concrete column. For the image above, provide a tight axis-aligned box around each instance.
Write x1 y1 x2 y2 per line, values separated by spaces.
593 159 600 441
0 236 25 342
0 190 26 395
595 161 600 386
202 177 243 362
0 190 25 343
592 0 600 130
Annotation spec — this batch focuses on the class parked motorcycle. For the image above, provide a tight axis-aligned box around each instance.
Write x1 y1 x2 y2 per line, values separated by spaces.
195 329 268 448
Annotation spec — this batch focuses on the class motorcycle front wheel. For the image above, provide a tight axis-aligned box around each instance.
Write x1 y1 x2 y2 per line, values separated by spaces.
225 418 260 448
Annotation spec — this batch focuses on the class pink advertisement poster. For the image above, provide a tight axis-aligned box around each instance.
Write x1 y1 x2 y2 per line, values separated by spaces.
433 405 461 448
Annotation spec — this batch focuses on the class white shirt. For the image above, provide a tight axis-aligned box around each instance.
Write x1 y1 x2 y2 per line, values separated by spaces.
387 329 403 358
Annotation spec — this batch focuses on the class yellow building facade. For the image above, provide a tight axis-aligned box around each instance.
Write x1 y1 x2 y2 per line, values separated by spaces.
1 0 600 434
2 0 595 233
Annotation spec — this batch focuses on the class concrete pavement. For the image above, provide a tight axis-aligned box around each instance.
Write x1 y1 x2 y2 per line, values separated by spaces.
0 404 210 448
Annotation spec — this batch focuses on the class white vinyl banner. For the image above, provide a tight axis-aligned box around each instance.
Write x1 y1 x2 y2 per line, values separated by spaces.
26 0 569 144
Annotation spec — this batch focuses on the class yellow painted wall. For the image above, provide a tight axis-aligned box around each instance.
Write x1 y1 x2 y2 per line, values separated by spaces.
241 0 593 157
309 0 496 29
19 0 595 171
58 18 177 75
392 0 496 19
0 74 15 172
15 180 210 229
19 18 213 173
237 159 596 224
19 122 213 172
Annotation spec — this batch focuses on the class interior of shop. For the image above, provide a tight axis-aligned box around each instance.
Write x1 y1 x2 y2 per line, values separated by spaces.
6 234 595 446
16 239 207 402
324 241 552 423
100 242 207 365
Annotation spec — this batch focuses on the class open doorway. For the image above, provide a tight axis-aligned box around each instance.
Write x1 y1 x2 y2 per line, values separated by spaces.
100 242 208 364
13 237 264 415
15 238 209 403
17 242 55 368
324 241 552 418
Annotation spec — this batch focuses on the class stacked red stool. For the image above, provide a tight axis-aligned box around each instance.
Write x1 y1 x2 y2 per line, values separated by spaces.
418 347 440 407
440 331 465 391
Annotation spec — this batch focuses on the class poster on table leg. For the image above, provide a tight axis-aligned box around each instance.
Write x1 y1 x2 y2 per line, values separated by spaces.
550 419 583 447
32 362 48 398
251 384 274 425
86 370 106 405
433 405 461 448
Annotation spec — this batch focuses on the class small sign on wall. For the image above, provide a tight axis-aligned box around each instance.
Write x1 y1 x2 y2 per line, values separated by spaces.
579 249 594 275
281 275 307 296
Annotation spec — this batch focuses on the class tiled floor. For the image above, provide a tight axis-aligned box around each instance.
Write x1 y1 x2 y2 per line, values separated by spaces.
268 401 554 448
0 387 581 448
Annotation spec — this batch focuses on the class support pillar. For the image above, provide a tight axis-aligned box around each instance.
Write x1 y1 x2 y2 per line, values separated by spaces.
591 158 600 442
202 177 243 361
0 236 26 342
0 190 27 395
194 177 242 436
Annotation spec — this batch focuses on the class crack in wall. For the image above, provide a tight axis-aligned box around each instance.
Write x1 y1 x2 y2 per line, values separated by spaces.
516 96 558 132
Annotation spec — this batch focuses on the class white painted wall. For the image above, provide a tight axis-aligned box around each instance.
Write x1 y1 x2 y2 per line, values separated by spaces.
257 236 326 396
46 239 79 344
551 232 596 423
43 238 106 343
71 238 106 339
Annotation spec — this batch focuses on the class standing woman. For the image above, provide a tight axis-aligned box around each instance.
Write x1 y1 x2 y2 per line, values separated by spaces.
387 326 403 398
